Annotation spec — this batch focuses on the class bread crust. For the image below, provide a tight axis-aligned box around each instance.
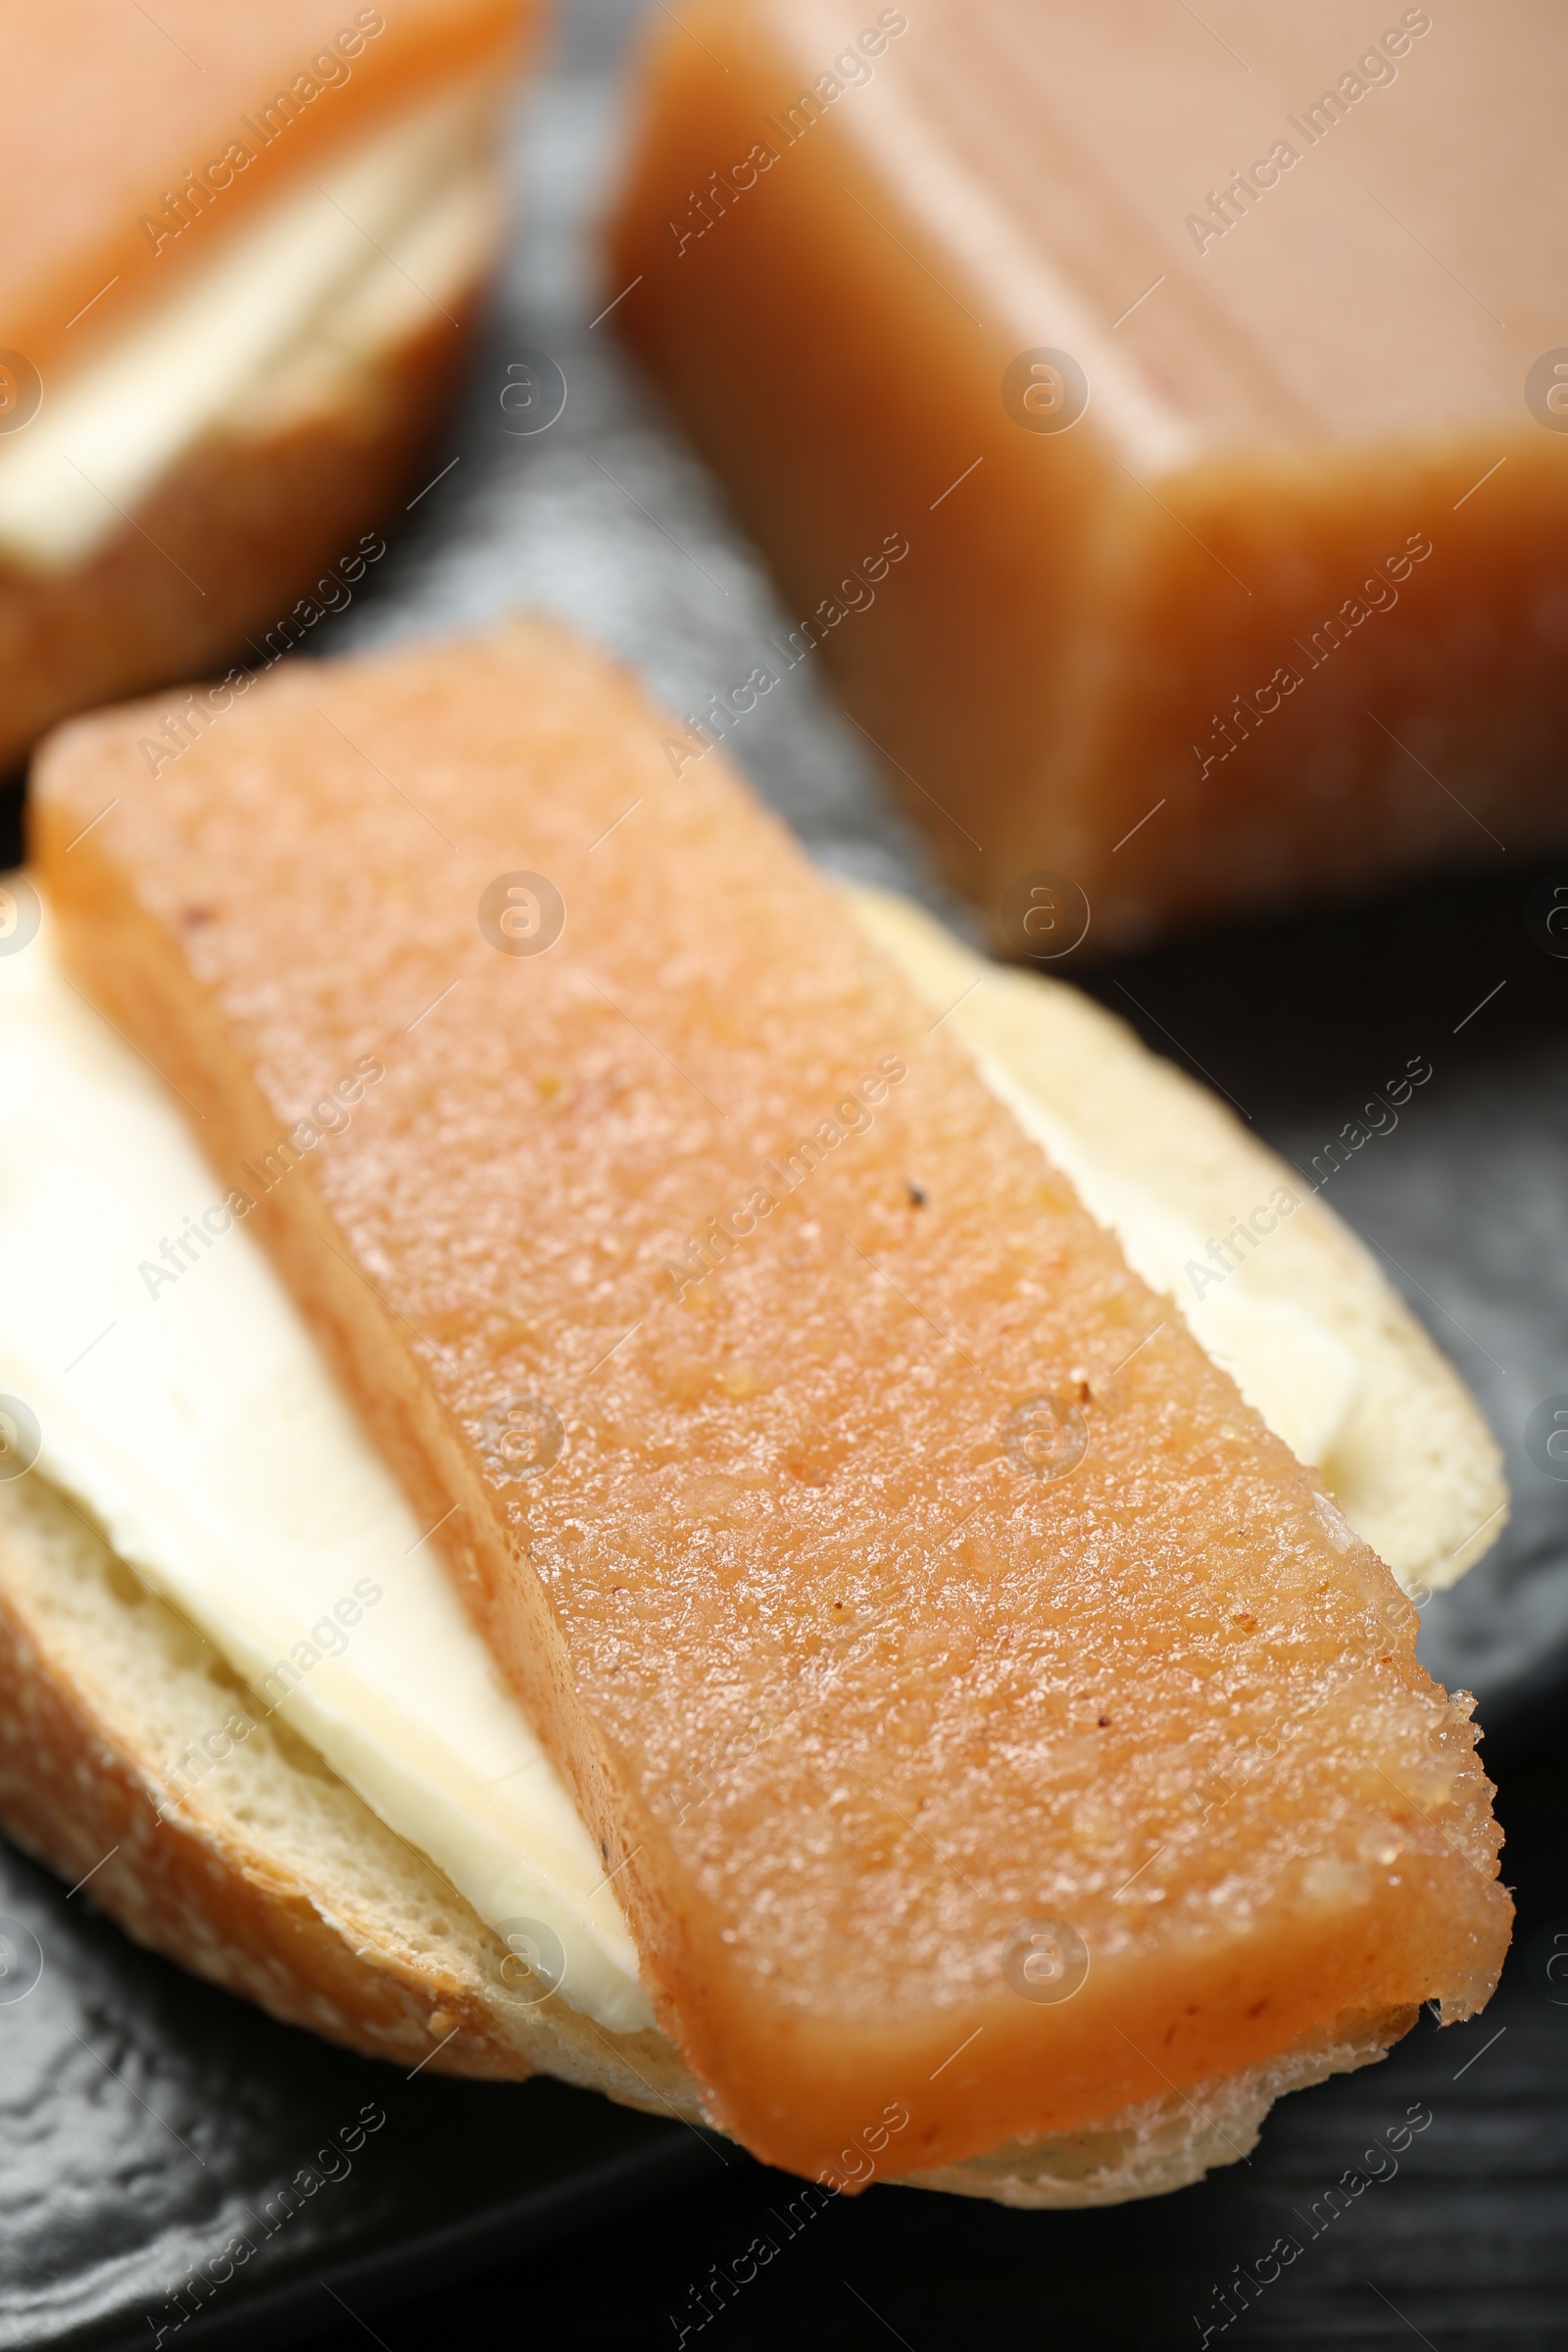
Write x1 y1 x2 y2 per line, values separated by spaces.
0 1475 704 2120
0 289 476 774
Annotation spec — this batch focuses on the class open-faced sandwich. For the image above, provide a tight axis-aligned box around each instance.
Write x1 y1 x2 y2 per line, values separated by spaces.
0 621 1510 2206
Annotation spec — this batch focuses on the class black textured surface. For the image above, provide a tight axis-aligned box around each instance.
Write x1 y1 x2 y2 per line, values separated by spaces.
3 1 1567 2346
0 1838 716 2352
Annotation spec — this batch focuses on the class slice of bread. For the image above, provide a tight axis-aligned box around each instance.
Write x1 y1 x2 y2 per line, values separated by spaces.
0 1472 698 2120
0 104 506 771
0 267 480 774
0 1470 1413 2209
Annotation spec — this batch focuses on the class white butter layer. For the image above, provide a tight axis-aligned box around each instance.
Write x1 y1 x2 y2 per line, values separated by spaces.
0 85 499 575
0 915 651 2033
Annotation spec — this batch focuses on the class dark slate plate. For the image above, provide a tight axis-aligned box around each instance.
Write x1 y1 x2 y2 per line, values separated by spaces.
0 1838 720 2352
3 2 1566 2347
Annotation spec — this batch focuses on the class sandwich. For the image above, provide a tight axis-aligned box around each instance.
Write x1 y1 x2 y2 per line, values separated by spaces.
0 0 534 772
0 619 1510 2206
605 0 1568 952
